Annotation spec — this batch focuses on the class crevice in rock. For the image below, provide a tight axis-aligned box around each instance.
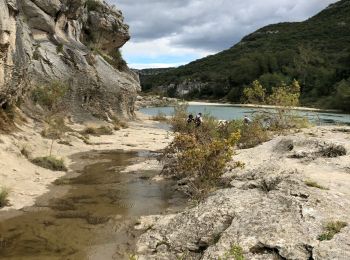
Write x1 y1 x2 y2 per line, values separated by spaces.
303 244 314 260
250 242 287 260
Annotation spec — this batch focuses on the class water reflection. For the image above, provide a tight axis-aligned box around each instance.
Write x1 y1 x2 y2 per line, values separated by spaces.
0 150 186 259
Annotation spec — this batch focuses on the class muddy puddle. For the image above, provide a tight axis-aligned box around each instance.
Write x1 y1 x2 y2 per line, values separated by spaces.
0 150 186 259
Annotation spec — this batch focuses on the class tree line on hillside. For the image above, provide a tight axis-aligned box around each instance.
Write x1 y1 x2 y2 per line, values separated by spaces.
141 47 350 112
140 0 350 112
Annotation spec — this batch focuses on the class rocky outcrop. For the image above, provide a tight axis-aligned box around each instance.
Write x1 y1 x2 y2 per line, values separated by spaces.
155 79 208 98
135 95 178 109
0 0 140 118
135 126 350 259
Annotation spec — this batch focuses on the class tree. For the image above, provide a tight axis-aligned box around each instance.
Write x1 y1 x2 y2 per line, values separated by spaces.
242 80 266 104
334 79 350 111
267 79 300 107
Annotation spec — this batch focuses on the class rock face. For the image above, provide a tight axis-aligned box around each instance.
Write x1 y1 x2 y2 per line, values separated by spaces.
136 126 350 259
135 95 178 109
0 0 140 118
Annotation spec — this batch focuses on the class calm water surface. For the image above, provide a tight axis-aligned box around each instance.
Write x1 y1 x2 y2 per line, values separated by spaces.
0 150 186 259
140 105 350 125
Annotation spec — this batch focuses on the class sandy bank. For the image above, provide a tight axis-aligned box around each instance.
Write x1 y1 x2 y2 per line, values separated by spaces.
0 112 171 211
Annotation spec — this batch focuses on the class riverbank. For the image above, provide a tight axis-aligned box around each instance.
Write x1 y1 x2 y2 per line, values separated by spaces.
0 112 172 211
135 125 350 259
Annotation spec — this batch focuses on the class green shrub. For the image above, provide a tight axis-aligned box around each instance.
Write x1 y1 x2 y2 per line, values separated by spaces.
31 156 67 171
163 131 240 200
267 79 301 107
243 80 266 104
81 126 113 136
31 82 69 111
239 118 270 148
86 0 101 11
318 221 347 241
56 43 64 54
0 187 10 208
111 116 129 130
169 103 193 133
219 244 245 260
150 111 168 121
41 116 72 139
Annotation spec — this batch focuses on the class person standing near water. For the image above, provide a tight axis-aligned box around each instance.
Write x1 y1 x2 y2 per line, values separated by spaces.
187 114 194 123
243 115 252 124
195 113 203 127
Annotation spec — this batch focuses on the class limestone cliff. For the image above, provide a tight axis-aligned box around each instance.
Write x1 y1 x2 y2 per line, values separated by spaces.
0 0 140 119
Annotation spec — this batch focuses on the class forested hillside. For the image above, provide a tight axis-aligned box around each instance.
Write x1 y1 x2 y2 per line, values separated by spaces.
141 0 350 111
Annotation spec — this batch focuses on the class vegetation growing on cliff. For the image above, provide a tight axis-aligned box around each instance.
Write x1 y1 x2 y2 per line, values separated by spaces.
31 82 69 112
100 49 128 71
318 221 348 241
0 187 10 208
0 104 17 133
86 0 101 12
140 0 350 111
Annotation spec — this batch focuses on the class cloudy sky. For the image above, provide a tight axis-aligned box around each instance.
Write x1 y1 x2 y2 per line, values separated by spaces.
108 0 338 69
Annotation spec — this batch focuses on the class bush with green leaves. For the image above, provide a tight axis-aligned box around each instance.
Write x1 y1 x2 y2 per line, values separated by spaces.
267 79 301 107
56 43 64 54
164 105 243 200
31 156 67 171
86 0 101 11
163 131 240 200
81 125 114 136
243 80 266 104
219 244 245 260
31 81 69 112
151 111 168 121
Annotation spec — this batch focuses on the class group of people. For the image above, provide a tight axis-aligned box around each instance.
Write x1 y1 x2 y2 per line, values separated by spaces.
187 113 203 127
186 112 252 127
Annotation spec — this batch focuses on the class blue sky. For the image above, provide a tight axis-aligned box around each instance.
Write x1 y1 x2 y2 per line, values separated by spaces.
109 0 338 69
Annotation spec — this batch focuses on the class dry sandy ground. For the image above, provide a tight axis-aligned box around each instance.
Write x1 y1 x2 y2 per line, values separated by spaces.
0 112 171 211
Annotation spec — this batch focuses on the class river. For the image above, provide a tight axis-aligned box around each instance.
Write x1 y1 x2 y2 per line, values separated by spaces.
140 104 350 125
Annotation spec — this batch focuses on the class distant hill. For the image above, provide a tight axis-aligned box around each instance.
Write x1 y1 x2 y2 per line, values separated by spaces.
141 0 350 111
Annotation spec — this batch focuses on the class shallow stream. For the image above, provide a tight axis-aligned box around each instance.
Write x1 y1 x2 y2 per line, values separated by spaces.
0 150 185 259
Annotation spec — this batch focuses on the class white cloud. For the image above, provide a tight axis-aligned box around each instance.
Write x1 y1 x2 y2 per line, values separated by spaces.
108 0 339 68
